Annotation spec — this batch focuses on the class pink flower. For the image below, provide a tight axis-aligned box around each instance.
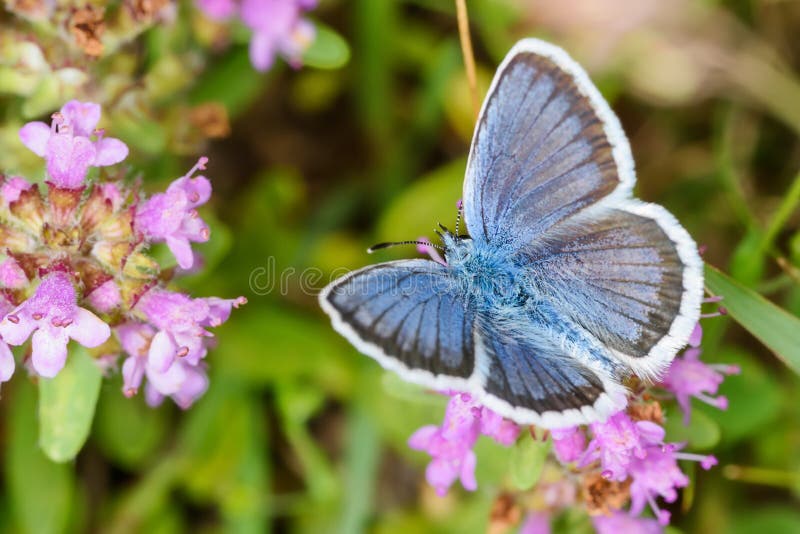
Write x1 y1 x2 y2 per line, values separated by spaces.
132 287 244 375
196 0 317 71
118 322 210 409
196 0 237 19
592 511 663 534
408 392 518 495
551 426 586 464
627 446 690 526
135 158 212 269
661 345 740 425
0 258 28 289
579 412 665 481
19 100 128 189
519 512 551 534
85 279 122 313
0 294 16 383
0 271 110 377
1 176 32 207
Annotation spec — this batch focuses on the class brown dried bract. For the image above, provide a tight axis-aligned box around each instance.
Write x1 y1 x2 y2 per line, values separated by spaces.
189 102 231 139
581 472 631 516
488 493 522 534
69 5 105 57
125 0 170 21
628 400 664 425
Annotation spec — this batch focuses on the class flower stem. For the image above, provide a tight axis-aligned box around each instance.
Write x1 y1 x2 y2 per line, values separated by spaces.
455 0 479 119
723 464 800 489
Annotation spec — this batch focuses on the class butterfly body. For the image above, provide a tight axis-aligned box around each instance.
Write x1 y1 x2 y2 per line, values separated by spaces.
320 39 703 428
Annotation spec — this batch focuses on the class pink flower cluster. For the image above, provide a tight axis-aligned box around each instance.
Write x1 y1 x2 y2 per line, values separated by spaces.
196 0 317 71
0 100 245 408
408 392 520 495
409 312 737 532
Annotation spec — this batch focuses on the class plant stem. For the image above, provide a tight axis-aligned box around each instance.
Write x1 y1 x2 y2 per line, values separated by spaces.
455 0 479 119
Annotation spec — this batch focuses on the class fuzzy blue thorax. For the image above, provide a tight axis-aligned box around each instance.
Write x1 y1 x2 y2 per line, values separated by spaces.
442 233 527 310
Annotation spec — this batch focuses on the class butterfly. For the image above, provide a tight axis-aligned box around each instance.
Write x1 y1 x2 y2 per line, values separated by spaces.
319 39 703 428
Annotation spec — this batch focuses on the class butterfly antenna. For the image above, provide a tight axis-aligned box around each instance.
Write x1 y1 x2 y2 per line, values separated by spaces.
367 240 444 254
455 200 463 239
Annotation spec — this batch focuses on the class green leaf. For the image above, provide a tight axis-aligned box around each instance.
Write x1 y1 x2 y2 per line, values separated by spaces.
663 406 721 450
729 507 800 534
703 348 782 443
94 379 168 469
705 264 800 375
509 431 550 490
38 345 103 462
189 47 266 118
303 24 351 70
6 379 74 534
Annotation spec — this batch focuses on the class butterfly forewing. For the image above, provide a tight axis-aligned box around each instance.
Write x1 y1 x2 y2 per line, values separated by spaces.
320 260 478 387
463 40 632 247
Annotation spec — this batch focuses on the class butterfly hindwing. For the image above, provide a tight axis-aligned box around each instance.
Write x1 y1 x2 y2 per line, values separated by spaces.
524 203 702 378
319 260 478 388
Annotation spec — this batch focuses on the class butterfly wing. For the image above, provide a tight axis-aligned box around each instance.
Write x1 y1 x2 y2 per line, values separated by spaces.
463 38 702 376
475 300 628 427
526 204 702 379
319 259 479 391
320 260 627 427
463 38 633 246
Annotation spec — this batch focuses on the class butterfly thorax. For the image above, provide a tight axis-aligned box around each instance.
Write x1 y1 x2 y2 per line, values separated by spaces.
443 234 527 310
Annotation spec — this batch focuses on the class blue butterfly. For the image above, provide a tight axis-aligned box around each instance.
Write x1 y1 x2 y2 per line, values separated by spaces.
319 39 703 428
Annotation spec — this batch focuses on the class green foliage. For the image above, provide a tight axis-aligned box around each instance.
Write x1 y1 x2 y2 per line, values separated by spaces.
38 346 102 463
706 265 800 375
508 431 551 490
2 1 800 533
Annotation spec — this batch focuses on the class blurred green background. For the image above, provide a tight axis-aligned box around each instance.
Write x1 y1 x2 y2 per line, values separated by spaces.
2 0 800 532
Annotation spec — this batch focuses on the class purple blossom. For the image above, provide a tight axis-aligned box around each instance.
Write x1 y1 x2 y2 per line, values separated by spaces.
416 237 447 266
661 329 740 424
1 176 32 207
551 426 586 464
0 294 16 383
135 158 212 269
123 288 244 407
117 322 209 409
408 392 519 496
19 100 128 189
592 511 663 534
196 0 237 19
519 512 551 534
579 412 665 481
85 279 122 313
627 445 690 526
0 271 110 377
196 0 317 71
0 258 28 289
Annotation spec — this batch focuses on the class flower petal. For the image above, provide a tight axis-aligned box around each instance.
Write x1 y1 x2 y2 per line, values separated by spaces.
45 134 96 189
144 382 165 407
31 328 68 378
93 137 129 166
408 425 439 451
249 31 278 71
0 310 37 345
67 307 111 347
172 365 209 409
0 342 15 382
19 121 51 156
148 330 176 373
61 100 101 136
146 356 186 394
166 236 195 269
121 355 144 396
